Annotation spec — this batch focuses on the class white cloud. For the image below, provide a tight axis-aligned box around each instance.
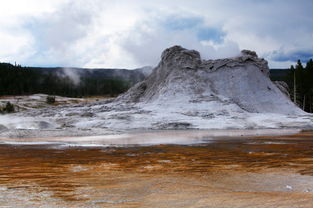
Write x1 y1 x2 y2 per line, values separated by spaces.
0 0 312 68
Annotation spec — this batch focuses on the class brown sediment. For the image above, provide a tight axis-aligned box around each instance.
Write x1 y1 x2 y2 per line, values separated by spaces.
255 130 313 139
1 133 313 207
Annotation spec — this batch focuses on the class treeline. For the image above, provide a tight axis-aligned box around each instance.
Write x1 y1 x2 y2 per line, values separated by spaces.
285 59 313 112
0 63 131 97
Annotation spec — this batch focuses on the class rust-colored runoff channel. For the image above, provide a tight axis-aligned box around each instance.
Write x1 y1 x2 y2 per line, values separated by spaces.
0 132 313 207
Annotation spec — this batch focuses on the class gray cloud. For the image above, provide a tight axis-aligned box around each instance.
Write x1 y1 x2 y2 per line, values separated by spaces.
120 14 239 67
270 48 313 63
25 1 98 66
0 0 312 68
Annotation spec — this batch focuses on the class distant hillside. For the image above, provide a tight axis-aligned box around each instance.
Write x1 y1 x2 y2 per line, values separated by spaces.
0 62 289 98
25 66 152 85
0 62 152 97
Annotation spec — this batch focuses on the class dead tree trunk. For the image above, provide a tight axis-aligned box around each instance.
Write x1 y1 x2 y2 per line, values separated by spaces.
303 95 306 111
293 70 297 104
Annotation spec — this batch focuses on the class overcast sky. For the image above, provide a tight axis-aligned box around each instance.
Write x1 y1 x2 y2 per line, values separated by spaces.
0 0 312 69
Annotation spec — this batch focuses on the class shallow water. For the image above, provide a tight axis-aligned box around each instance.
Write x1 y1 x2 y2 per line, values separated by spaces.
0 130 313 207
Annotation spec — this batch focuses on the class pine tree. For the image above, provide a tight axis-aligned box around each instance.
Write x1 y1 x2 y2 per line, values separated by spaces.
290 65 297 104
305 59 313 112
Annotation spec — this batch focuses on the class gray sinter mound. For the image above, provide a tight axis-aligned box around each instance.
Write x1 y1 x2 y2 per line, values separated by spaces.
117 46 302 114
0 46 312 137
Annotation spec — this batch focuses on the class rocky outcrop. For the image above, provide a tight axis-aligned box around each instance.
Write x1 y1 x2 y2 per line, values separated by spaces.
274 81 290 98
241 49 258 57
117 45 303 115
0 124 8 132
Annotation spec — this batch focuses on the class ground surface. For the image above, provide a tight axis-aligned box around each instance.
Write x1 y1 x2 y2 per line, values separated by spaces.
0 94 105 110
1 94 313 138
0 130 313 207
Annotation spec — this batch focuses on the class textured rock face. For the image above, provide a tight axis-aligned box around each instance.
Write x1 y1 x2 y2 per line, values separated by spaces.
274 81 290 98
2 46 311 136
0 124 8 132
241 49 258 57
160 45 201 69
117 45 302 115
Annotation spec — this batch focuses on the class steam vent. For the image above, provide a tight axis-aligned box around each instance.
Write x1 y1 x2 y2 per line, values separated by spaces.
1 46 312 137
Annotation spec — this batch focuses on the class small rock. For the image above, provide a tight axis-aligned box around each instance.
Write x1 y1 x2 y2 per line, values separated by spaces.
0 124 8 132
157 122 192 130
81 112 94 117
